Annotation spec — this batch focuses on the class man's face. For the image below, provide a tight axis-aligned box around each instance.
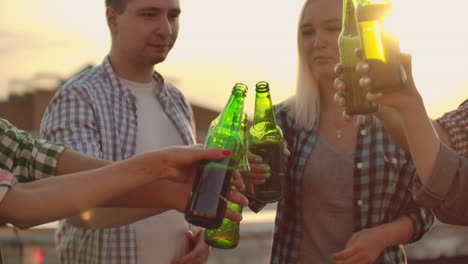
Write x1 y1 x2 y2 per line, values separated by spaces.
110 0 180 66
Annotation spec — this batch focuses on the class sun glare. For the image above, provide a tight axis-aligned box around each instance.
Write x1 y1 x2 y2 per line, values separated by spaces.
386 0 468 117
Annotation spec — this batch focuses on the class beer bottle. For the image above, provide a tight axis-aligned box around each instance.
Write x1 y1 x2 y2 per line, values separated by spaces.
249 81 285 203
185 83 247 229
356 0 407 93
207 113 220 133
339 0 378 115
204 114 250 249
238 113 251 192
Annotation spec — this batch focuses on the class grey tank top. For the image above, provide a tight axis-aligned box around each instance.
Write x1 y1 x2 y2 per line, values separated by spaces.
298 134 355 264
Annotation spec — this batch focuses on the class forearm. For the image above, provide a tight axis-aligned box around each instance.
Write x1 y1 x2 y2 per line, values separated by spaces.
0 155 158 228
375 106 451 153
377 215 415 247
376 106 409 151
67 181 193 228
67 208 166 229
106 180 192 212
55 148 112 175
400 99 440 184
57 149 175 227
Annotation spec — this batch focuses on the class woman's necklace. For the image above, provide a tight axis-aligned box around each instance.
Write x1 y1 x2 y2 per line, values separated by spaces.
334 118 356 139
336 126 344 139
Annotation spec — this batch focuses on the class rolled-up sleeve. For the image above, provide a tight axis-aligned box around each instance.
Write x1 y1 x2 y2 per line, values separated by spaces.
436 100 468 155
0 119 66 182
414 143 468 225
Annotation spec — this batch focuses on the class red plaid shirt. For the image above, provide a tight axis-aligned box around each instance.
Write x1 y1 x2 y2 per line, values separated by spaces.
437 99 468 156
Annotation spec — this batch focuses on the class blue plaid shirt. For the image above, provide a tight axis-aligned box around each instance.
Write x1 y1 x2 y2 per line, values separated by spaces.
40 57 196 264
268 103 434 264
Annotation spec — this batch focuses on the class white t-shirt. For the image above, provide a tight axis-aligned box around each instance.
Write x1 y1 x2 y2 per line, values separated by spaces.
121 78 189 264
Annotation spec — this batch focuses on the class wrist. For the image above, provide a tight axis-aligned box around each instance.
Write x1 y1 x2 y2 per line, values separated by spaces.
133 151 166 182
159 181 191 212
396 94 425 116
373 224 394 248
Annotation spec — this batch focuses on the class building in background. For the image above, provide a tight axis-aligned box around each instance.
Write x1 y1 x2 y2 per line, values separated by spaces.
0 65 218 142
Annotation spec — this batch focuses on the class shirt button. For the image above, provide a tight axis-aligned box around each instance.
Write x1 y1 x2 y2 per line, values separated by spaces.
131 120 138 126
356 162 363 169
360 129 367 136
356 200 364 206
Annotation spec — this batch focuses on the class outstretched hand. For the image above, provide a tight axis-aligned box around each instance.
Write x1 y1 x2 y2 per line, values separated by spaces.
358 52 423 114
135 145 244 192
334 48 423 117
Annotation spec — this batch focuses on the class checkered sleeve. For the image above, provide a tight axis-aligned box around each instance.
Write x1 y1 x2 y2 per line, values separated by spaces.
40 84 103 158
437 99 468 156
0 119 66 182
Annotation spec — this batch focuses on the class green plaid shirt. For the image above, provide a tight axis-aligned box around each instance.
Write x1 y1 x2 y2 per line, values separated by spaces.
0 118 66 182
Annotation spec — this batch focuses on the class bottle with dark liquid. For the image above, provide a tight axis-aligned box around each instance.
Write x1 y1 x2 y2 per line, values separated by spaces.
249 81 285 203
356 0 407 93
185 83 247 229
339 0 378 115
204 114 250 249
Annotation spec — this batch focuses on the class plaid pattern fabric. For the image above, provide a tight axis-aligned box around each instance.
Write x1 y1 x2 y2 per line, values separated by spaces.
0 118 65 182
40 57 196 264
437 99 468 156
269 104 434 264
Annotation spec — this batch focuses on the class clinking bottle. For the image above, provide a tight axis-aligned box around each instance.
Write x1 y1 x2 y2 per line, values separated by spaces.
185 83 247 229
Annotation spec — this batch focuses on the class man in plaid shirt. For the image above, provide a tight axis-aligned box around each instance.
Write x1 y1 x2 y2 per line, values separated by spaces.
336 52 468 225
40 0 210 263
414 100 468 225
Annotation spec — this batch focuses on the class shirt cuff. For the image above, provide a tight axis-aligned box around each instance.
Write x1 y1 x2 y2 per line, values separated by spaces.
0 169 16 203
31 141 67 179
414 143 460 208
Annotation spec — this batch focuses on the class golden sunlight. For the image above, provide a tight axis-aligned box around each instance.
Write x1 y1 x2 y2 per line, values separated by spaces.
1 0 465 117
386 0 468 117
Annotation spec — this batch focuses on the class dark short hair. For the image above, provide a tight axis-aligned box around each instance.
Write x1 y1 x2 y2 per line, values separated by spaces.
105 0 128 14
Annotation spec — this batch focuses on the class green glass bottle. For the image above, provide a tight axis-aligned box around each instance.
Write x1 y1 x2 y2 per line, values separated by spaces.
339 0 378 115
249 81 285 203
204 114 250 249
356 0 407 93
238 113 251 192
185 83 247 229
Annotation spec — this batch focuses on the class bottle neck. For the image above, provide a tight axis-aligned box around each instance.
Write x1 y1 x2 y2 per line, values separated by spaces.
253 91 276 126
217 90 246 131
342 0 359 36
240 119 248 153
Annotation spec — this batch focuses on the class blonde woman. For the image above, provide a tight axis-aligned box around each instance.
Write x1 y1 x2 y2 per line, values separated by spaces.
249 0 433 263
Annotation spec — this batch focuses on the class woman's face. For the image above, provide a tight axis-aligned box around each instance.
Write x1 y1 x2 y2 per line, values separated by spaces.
300 0 342 81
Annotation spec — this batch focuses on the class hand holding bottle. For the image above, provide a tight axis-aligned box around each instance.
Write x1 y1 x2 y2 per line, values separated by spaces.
248 143 290 185
334 49 423 116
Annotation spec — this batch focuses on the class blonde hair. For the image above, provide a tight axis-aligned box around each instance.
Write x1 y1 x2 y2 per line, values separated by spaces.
283 0 320 131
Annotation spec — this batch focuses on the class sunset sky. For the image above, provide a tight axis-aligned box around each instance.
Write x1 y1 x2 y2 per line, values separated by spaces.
1 0 467 118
